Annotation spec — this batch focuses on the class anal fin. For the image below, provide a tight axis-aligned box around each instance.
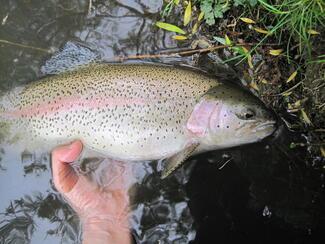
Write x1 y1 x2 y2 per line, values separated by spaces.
161 143 199 179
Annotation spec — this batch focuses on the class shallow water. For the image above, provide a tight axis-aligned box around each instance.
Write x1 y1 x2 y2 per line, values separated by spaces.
0 1 324 244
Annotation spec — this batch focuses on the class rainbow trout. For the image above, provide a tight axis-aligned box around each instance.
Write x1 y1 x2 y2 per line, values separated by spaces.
0 63 276 178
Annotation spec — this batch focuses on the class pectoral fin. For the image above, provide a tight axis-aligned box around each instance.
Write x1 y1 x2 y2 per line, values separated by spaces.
73 146 106 174
161 143 199 179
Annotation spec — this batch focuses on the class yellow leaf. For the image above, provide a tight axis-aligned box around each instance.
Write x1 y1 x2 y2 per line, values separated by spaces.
225 34 232 46
320 147 325 158
184 1 192 26
156 22 186 34
293 100 301 108
240 17 256 24
240 47 253 68
261 79 268 84
172 35 188 40
242 47 249 53
300 109 312 125
192 22 199 34
269 49 283 56
286 71 297 83
247 54 253 69
198 11 204 21
174 0 180 5
250 81 259 91
282 91 292 96
254 27 270 34
307 29 320 35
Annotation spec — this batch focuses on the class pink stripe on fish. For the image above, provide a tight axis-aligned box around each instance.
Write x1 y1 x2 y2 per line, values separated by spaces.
3 96 146 118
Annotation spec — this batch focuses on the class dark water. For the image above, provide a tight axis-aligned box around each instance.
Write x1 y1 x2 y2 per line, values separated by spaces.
0 1 324 243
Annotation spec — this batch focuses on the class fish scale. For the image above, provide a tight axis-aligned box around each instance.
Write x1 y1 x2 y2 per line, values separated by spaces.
0 63 218 161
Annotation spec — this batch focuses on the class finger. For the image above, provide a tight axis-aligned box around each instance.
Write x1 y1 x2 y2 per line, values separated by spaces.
51 140 83 193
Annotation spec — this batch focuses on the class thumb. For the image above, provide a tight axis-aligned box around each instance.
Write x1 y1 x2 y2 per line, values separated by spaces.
51 140 83 193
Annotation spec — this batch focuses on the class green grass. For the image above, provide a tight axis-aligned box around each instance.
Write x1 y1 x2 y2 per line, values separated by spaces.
258 0 325 58
159 0 324 62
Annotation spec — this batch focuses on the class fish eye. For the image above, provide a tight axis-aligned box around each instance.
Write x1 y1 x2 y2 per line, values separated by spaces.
244 111 255 119
236 109 256 120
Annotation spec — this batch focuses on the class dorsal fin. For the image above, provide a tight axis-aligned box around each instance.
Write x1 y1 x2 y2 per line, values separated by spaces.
40 41 100 75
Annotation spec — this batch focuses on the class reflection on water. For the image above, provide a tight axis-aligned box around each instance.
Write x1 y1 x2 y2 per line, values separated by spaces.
0 0 324 244
0 145 80 244
0 1 192 243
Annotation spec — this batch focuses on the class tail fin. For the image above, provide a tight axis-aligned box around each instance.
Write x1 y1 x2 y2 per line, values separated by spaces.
0 91 13 145
0 121 10 144
0 86 27 146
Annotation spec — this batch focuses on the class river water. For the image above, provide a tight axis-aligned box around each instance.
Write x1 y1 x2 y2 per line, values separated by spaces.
0 1 324 243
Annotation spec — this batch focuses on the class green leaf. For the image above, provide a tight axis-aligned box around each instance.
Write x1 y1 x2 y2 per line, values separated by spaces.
233 46 248 56
214 0 230 19
214 4 224 19
249 0 258 6
155 22 186 34
234 0 246 6
213 36 226 45
205 16 215 25
200 0 215 25
225 34 232 45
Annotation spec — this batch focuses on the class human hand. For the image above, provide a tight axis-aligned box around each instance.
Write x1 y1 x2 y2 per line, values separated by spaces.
51 140 132 244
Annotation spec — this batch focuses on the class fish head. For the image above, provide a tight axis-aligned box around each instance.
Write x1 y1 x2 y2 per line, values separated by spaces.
189 84 277 149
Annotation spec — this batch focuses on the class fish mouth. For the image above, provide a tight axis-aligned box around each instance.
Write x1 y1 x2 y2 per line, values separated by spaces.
234 120 276 139
254 120 277 133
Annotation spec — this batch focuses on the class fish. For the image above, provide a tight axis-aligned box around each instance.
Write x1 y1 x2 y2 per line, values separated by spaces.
0 63 276 178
